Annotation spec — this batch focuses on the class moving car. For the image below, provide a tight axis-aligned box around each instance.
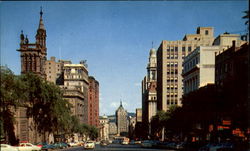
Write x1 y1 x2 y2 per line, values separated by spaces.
17 143 41 151
0 144 19 151
84 141 95 149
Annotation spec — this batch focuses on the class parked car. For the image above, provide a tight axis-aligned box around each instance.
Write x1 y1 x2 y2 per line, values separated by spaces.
100 140 109 146
129 140 135 145
34 142 55 151
84 141 95 149
17 143 41 151
121 140 129 145
53 142 68 149
68 142 78 147
134 140 141 144
141 140 153 148
0 144 19 151
77 141 84 146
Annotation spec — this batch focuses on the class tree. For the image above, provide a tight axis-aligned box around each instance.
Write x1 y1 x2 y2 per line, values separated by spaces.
20 73 73 137
0 66 27 145
242 10 249 25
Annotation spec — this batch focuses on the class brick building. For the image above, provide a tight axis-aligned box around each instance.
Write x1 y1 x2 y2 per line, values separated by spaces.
87 76 99 127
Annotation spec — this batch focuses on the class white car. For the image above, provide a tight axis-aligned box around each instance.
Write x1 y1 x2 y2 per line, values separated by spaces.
121 140 129 145
84 141 95 149
0 144 19 151
68 142 78 147
17 143 41 151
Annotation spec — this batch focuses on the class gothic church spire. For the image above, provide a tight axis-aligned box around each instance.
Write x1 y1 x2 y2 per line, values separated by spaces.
38 7 45 30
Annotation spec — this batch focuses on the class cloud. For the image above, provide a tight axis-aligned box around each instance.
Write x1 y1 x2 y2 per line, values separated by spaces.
110 101 128 108
134 82 141 87
111 102 119 108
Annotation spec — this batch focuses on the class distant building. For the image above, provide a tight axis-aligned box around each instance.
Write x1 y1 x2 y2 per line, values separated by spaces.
115 102 128 136
128 116 136 139
157 27 215 111
88 76 99 127
99 116 109 140
109 122 118 138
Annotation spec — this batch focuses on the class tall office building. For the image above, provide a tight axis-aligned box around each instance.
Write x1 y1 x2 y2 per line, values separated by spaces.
62 61 89 124
88 76 99 127
116 102 128 136
157 27 215 111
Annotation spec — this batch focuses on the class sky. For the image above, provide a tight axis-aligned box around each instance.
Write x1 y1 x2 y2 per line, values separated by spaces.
0 1 248 115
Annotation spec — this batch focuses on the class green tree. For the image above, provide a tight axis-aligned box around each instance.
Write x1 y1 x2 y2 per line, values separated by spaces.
0 66 27 145
19 72 73 139
88 126 98 140
242 10 249 25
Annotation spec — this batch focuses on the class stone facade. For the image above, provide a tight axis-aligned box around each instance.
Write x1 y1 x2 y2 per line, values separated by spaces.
141 48 157 135
109 122 118 138
15 9 50 143
62 62 89 124
135 108 142 123
182 46 220 95
99 116 109 140
17 9 47 79
182 33 245 95
115 102 128 136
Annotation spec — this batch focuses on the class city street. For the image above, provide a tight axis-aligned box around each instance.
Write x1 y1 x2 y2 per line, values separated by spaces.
58 144 175 151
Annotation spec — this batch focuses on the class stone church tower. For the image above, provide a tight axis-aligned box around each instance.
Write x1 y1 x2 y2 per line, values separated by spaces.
14 8 50 144
17 8 47 78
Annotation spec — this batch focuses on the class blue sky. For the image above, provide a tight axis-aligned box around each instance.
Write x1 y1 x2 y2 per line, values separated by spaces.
0 1 248 115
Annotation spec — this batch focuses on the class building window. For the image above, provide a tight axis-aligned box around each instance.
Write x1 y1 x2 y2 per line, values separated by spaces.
174 47 178 52
182 47 185 52
188 46 192 52
205 30 209 35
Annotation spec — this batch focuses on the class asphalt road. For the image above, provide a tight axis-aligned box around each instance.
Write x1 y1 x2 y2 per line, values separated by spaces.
57 144 175 151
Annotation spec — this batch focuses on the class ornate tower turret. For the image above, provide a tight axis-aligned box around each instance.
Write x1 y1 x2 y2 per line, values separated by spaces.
36 7 47 50
17 8 47 79
20 30 25 44
147 48 157 81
